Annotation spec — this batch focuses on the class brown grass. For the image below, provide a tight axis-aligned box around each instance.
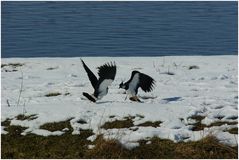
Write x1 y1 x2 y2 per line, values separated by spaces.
174 136 237 159
227 128 238 134
39 118 73 132
87 135 238 159
2 119 93 158
1 64 7 68
16 114 38 121
1 63 24 72
135 114 145 119
1 118 11 126
101 117 134 129
188 115 207 131
208 121 238 127
189 115 205 121
102 116 161 129
1 118 238 159
85 135 126 158
45 92 61 97
64 92 70 96
188 65 200 70
1 63 24 68
137 121 162 127
46 67 58 70
189 115 238 131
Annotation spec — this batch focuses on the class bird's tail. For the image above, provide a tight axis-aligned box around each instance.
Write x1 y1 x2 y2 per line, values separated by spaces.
83 92 97 102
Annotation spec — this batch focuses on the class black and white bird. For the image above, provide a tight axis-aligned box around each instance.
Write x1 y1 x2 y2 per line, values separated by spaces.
119 71 155 102
81 59 117 102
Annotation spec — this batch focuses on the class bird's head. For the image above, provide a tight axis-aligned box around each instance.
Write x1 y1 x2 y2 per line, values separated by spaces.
119 81 125 89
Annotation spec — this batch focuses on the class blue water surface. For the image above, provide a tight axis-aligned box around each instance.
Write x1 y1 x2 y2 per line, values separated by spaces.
2 1 238 57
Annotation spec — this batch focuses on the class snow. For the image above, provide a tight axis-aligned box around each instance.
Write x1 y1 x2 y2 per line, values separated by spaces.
1 56 238 148
30 129 64 137
146 141 151 145
1 126 8 134
88 145 95 149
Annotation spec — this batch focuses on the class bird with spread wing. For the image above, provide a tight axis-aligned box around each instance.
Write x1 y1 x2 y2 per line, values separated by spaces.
81 59 117 102
119 70 155 102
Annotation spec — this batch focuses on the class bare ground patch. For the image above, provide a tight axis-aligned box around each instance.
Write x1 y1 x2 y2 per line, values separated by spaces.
1 118 237 159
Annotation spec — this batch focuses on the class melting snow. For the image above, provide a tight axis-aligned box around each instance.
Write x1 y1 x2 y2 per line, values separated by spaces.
1 56 238 148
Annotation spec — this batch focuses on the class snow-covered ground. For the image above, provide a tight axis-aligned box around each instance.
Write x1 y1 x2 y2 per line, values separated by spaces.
1 56 238 148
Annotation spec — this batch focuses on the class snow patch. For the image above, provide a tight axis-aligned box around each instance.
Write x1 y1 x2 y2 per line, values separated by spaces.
1 56 237 148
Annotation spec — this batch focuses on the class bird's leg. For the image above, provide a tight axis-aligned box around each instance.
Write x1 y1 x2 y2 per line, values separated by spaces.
136 96 142 102
129 96 141 102
124 95 128 101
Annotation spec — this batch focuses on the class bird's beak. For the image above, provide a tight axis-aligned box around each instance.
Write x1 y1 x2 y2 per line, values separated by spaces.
119 81 124 89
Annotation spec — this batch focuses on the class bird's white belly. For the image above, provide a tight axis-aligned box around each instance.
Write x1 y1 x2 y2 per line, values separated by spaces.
127 73 139 96
97 79 113 99
98 88 107 99
126 88 136 96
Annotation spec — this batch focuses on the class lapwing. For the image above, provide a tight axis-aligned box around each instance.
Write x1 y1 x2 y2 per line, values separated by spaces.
119 70 155 102
81 59 116 102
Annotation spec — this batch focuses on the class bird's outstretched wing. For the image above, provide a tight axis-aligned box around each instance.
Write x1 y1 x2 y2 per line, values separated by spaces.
94 62 117 97
98 62 117 82
81 59 98 90
139 73 155 92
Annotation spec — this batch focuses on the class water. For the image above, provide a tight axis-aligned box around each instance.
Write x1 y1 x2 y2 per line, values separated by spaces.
2 1 238 57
